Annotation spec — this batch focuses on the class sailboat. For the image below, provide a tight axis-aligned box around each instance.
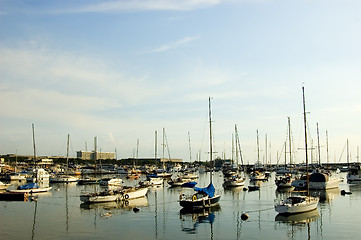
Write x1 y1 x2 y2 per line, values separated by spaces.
250 130 268 181
156 128 172 178
179 97 221 209
140 131 164 186
9 124 52 193
308 123 342 190
50 134 78 183
274 87 319 215
223 125 246 188
275 117 295 189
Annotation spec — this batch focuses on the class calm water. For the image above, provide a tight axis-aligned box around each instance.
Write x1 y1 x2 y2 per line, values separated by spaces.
1 172 360 240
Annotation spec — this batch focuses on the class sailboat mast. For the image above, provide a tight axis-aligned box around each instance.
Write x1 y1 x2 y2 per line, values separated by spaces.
66 134 69 175
235 124 244 167
188 131 192 162
302 86 309 194
257 130 260 165
317 122 321 166
232 133 235 164
155 130 157 160
209 97 213 182
288 117 292 165
235 126 239 167
326 131 329 166
32 123 36 165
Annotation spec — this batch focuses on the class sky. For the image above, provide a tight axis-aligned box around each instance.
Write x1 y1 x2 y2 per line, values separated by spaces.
1 0 361 164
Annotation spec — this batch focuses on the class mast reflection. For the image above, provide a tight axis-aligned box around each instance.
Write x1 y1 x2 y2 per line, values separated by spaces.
179 205 220 236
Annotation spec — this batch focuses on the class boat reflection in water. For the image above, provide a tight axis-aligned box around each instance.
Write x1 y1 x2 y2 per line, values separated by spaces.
275 209 320 225
309 188 340 203
80 197 148 212
179 205 220 235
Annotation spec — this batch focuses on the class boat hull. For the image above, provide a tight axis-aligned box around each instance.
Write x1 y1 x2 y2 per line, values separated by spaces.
9 187 52 193
180 195 220 209
309 178 342 190
122 187 148 200
80 187 148 203
223 179 245 187
275 196 319 215
80 194 120 203
50 175 78 183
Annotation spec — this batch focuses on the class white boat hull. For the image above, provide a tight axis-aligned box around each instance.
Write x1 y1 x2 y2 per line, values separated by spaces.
80 194 120 203
275 196 319 214
309 178 342 190
122 187 148 200
80 187 148 203
9 187 52 193
50 175 78 183
223 178 245 187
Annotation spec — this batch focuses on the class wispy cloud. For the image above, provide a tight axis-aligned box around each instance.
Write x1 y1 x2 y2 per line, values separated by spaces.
65 0 222 13
145 35 200 53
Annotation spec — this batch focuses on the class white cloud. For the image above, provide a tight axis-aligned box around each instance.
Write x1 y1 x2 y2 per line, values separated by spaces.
145 35 200 53
66 0 222 13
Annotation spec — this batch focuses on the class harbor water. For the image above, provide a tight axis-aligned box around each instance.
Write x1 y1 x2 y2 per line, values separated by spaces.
1 171 360 240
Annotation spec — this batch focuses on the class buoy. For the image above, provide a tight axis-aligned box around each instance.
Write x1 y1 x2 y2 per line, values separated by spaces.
341 190 352 195
241 213 249 221
133 207 140 213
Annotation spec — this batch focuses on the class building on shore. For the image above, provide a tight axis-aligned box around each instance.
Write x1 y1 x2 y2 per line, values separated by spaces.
76 151 115 160
121 158 182 165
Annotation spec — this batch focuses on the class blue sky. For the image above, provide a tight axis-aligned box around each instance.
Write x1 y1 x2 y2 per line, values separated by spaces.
1 0 361 164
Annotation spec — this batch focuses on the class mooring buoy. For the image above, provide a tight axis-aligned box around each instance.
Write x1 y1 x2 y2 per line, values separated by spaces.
241 213 249 221
133 207 140 213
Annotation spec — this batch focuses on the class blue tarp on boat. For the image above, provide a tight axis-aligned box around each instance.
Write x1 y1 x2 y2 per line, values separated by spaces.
18 183 39 190
194 182 215 198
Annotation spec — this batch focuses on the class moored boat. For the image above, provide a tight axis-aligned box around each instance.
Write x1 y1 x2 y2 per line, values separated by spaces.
168 177 192 187
223 175 245 188
179 97 221 210
179 182 221 209
80 186 148 203
309 171 342 190
50 174 78 183
275 196 319 214
8 182 52 193
274 87 319 215
99 177 123 187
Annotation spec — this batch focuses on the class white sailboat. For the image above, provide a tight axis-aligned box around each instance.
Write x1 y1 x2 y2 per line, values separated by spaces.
223 125 245 188
80 186 148 203
50 134 78 183
9 124 52 193
276 117 295 189
346 141 361 182
308 123 342 190
275 87 319 215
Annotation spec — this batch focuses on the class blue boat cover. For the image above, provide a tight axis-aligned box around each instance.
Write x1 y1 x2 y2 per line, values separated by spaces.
181 181 197 188
147 174 158 179
194 182 215 198
18 183 39 190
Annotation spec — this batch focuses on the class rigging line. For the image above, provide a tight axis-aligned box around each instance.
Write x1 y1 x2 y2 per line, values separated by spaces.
243 207 274 214
338 141 347 163
199 116 208 160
